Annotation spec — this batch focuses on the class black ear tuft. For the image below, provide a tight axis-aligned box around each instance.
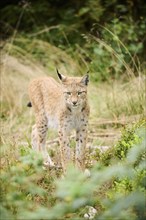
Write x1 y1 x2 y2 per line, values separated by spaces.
56 69 62 80
85 74 89 85
56 69 66 82
81 74 89 86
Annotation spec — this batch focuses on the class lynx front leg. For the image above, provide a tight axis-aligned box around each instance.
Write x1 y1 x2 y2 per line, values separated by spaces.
75 126 88 171
58 128 71 173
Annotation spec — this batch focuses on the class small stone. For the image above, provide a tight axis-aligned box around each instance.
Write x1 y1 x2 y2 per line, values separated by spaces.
84 213 89 219
84 169 91 177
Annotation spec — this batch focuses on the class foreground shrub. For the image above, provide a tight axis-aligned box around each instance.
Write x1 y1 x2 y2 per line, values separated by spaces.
0 120 145 219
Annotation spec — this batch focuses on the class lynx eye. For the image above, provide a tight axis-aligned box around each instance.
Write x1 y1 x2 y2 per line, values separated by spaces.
78 91 82 95
66 92 71 95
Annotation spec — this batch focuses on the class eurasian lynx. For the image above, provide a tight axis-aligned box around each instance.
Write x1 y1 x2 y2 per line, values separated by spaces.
28 70 90 173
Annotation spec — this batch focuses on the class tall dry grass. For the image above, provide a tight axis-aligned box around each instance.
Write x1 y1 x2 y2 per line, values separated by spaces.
89 77 145 120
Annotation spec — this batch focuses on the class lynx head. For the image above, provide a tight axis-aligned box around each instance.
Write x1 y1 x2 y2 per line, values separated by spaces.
57 69 89 109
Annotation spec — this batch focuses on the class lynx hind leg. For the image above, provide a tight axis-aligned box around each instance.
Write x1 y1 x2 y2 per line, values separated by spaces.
31 123 54 167
31 124 38 150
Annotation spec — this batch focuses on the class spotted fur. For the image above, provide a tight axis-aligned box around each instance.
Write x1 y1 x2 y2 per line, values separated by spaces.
28 71 90 173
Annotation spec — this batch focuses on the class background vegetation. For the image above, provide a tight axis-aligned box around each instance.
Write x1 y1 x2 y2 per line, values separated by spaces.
0 0 146 219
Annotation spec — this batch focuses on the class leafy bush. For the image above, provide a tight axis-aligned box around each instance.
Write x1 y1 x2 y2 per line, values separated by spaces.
114 121 145 160
1 120 145 219
1 0 146 81
0 146 58 220
95 119 146 165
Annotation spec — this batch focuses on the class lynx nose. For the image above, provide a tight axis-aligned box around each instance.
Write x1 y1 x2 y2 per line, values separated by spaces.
72 101 77 105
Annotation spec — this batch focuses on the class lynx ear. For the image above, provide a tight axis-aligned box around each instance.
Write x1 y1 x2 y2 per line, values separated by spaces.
56 69 66 82
80 74 89 86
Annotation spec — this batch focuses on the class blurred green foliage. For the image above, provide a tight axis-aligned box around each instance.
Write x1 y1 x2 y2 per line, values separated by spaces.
1 120 145 219
1 0 146 81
